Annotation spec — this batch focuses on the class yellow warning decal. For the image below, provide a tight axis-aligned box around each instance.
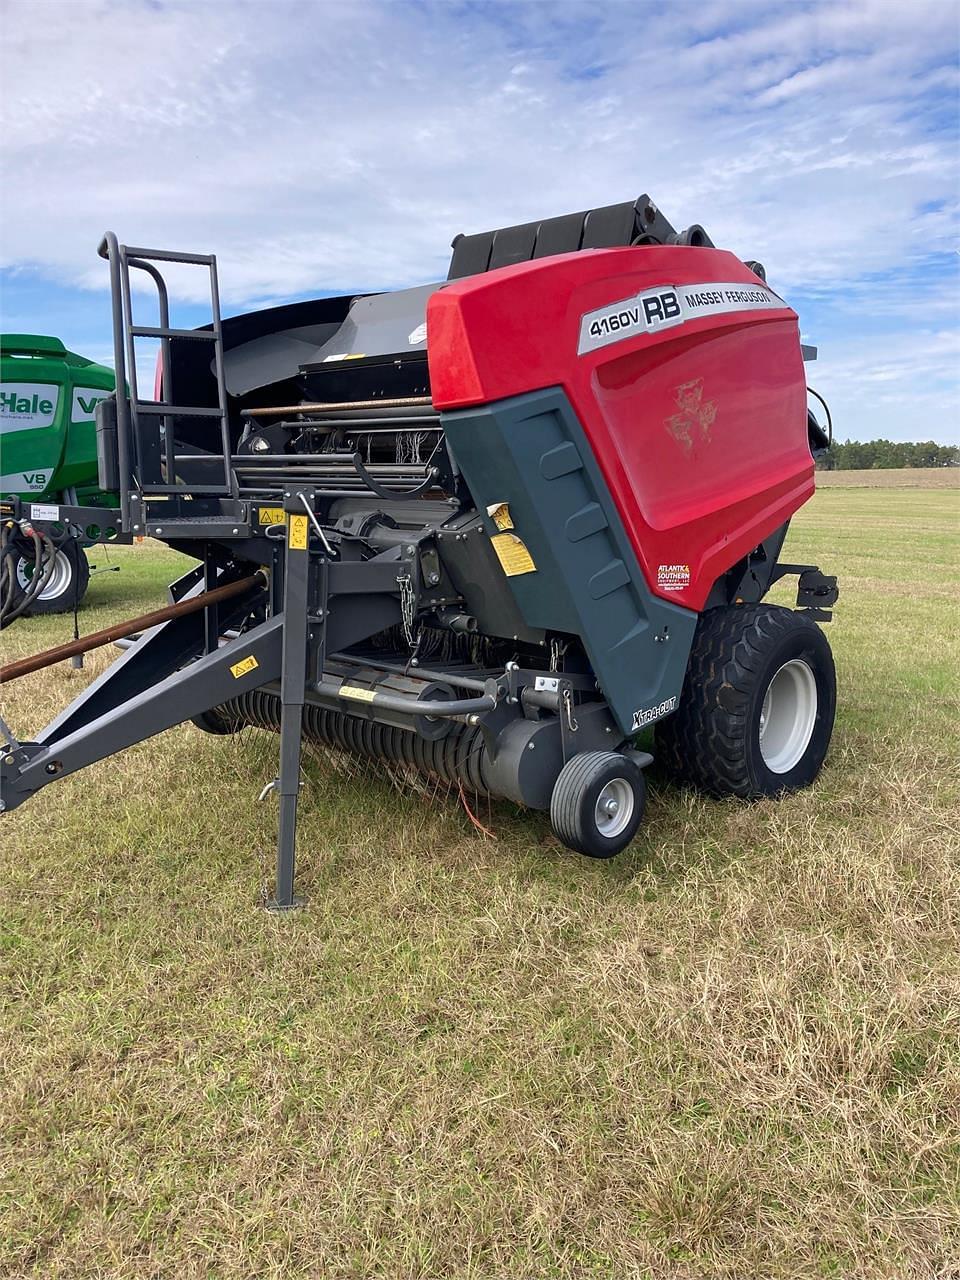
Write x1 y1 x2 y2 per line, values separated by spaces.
338 685 377 703
288 513 309 550
258 507 286 526
486 501 514 531
230 655 259 679
490 532 537 577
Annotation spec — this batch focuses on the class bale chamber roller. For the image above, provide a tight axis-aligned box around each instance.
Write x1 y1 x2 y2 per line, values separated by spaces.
0 195 839 906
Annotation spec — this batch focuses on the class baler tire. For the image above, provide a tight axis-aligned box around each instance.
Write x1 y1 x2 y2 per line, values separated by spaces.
550 751 646 859
15 539 89 615
655 603 836 798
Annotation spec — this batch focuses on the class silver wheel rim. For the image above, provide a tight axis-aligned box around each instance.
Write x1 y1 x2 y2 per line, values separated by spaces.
759 658 818 774
594 777 634 839
16 548 73 602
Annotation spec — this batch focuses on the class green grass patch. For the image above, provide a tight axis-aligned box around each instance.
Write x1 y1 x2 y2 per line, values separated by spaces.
1 492 958 1278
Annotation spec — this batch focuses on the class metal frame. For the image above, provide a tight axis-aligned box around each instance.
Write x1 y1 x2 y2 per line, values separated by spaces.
0 497 130 549
98 233 237 508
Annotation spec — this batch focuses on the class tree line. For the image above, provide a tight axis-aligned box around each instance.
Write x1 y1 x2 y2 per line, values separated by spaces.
816 439 958 470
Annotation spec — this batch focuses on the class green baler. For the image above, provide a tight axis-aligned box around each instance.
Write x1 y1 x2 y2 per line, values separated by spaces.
1 334 120 616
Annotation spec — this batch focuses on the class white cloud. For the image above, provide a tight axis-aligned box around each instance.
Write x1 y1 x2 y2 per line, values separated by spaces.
0 0 957 441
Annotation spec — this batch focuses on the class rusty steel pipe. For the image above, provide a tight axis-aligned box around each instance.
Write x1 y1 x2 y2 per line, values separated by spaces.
244 396 433 417
0 572 265 684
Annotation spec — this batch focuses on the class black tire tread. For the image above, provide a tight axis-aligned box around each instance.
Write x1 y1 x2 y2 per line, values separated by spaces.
551 750 645 858
655 604 830 798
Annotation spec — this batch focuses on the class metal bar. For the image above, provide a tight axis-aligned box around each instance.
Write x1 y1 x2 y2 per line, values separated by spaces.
237 487 445 500
117 245 144 483
36 566 260 747
127 257 175 484
328 652 490 692
1 617 284 816
0 712 20 751
208 258 238 499
98 233 132 529
231 454 430 467
130 326 218 341
245 397 433 417
270 497 314 910
267 424 442 435
203 551 218 655
138 483 233 496
233 469 432 485
136 404 223 418
233 471 430 485
297 493 334 556
353 454 435 500
0 573 264 684
122 246 214 265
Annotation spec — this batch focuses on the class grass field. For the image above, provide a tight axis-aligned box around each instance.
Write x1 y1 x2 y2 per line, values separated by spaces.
2 487 959 1279
815 468 959 489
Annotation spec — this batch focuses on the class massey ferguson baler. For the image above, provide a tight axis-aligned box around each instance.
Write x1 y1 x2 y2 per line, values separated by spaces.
0 196 838 905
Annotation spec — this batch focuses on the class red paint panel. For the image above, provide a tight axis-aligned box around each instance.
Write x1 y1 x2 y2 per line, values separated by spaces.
427 247 813 610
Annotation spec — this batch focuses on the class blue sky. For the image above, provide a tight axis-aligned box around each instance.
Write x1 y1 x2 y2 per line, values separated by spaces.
1 0 958 443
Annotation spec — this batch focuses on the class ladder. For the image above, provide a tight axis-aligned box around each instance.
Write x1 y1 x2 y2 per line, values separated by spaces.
98 233 237 523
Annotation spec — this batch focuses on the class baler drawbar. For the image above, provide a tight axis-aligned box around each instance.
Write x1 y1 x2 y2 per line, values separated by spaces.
0 195 839 905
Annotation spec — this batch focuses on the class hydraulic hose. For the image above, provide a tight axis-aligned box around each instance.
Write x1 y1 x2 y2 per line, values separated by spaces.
0 524 59 629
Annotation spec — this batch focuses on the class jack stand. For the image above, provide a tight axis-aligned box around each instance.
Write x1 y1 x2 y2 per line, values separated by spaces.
264 491 320 913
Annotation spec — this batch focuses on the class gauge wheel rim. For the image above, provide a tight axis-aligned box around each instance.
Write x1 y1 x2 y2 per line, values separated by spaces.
593 777 635 839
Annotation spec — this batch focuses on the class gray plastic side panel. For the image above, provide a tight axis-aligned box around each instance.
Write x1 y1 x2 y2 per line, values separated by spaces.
441 388 698 736
313 283 441 361
223 323 341 396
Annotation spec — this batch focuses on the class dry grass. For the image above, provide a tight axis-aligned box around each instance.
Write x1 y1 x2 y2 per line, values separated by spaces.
815 468 959 489
1 489 958 1279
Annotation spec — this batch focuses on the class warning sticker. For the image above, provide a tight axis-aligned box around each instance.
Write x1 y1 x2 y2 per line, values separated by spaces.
230 655 259 679
657 563 690 592
288 513 309 550
339 685 377 703
486 502 514 532
490 532 537 577
258 507 286 526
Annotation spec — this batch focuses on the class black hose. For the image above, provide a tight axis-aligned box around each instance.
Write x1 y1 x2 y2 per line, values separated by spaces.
0 525 16 620
808 387 833 447
0 525 60 628
16 530 55 619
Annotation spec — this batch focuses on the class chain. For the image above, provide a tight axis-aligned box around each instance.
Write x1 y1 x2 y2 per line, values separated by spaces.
549 638 568 672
